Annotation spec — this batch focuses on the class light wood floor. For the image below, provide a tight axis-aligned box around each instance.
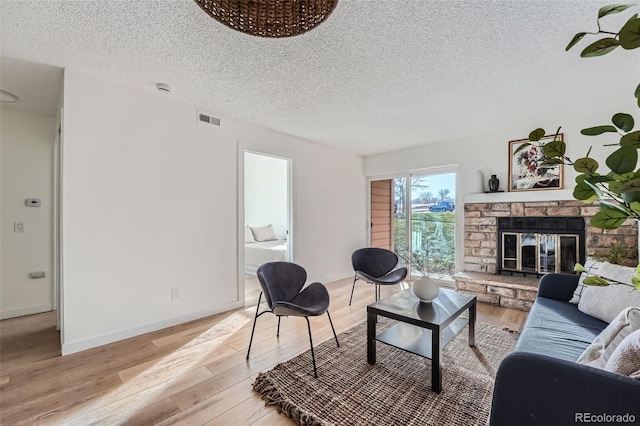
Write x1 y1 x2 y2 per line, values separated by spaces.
0 277 527 425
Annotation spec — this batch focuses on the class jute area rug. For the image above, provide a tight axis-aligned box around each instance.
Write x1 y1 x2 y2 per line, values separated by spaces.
253 319 518 426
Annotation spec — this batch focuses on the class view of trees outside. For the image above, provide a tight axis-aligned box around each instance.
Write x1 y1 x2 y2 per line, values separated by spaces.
393 173 456 275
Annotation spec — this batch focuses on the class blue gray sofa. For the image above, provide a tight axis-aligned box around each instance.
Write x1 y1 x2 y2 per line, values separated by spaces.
489 273 640 425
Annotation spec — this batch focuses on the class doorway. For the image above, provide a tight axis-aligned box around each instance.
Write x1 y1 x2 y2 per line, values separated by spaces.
242 151 292 305
370 169 457 285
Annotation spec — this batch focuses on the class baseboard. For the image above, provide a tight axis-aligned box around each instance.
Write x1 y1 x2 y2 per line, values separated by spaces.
61 300 244 355
0 303 53 320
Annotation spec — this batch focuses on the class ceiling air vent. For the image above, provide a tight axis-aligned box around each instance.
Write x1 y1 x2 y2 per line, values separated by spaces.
198 112 221 126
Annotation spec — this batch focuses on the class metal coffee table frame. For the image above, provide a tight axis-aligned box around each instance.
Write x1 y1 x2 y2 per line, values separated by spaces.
367 288 477 393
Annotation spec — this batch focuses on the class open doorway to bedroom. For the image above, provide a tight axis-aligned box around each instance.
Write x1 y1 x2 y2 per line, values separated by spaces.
243 151 292 306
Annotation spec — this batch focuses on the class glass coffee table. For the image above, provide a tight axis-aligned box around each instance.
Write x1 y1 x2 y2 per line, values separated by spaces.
367 288 477 393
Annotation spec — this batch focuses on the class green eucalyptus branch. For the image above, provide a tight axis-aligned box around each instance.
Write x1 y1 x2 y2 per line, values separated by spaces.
574 263 640 291
525 4 640 230
565 4 639 57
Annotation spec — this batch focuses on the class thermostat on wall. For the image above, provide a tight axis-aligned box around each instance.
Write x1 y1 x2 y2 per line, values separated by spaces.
26 198 41 207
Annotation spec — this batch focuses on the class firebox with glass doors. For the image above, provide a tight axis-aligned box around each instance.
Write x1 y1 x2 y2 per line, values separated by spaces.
497 217 585 276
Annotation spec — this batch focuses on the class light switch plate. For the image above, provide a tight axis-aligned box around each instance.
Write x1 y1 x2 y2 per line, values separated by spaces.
14 221 24 232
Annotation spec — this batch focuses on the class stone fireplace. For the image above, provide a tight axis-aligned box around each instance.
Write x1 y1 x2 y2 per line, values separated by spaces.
455 200 638 311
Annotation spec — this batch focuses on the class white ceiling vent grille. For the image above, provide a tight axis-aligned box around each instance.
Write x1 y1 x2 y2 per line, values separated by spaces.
198 112 221 126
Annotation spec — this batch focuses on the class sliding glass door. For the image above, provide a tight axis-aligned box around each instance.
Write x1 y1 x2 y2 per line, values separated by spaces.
390 171 456 278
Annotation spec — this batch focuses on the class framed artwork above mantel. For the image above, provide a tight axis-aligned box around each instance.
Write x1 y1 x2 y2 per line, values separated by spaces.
508 134 564 192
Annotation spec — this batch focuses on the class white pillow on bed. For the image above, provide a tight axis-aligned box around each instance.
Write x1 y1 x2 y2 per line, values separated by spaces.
244 226 256 243
251 224 277 242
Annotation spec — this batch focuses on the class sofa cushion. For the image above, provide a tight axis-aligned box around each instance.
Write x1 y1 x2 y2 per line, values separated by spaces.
570 257 603 304
579 285 640 324
606 329 640 378
599 262 637 284
516 297 607 362
577 307 640 369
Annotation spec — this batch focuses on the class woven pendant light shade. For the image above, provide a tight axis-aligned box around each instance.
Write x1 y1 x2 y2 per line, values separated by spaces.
194 0 338 38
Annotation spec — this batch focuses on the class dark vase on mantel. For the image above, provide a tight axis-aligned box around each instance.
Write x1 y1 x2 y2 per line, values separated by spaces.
488 174 500 192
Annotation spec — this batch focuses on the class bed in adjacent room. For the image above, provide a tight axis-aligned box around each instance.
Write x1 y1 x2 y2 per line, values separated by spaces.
244 225 288 273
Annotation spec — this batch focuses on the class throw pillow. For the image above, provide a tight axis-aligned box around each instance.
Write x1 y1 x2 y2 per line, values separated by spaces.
570 257 603 304
578 284 640 324
577 263 640 323
577 307 640 369
244 226 256 243
605 329 640 378
599 261 636 285
251 224 277 242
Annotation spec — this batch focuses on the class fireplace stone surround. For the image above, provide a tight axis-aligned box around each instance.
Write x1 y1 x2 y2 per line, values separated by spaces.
455 200 638 311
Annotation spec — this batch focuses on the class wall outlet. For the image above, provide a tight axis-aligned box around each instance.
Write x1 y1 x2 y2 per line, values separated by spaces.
30 271 46 279
171 287 180 301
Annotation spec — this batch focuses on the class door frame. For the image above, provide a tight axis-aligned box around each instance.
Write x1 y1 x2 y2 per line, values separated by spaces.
237 142 295 306
54 108 64 340
53 129 61 330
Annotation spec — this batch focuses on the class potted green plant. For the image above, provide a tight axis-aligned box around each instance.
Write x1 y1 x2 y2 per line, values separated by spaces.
519 4 640 291
517 4 640 230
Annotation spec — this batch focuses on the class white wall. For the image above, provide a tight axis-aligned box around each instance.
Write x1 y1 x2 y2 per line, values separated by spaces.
244 152 288 239
1 107 55 319
61 70 366 354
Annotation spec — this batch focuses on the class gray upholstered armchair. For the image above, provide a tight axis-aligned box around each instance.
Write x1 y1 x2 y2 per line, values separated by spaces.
246 261 339 378
349 248 408 305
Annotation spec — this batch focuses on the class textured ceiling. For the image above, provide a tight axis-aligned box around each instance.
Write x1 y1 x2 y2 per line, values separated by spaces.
1 0 638 156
